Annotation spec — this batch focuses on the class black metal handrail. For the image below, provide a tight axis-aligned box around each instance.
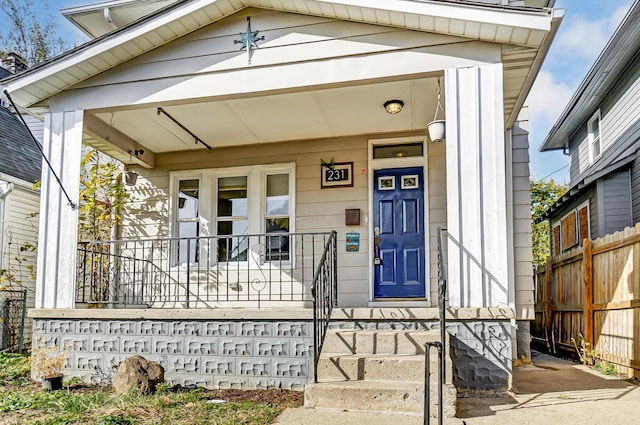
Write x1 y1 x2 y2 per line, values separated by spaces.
311 230 337 383
425 227 448 425
437 227 447 385
76 232 333 308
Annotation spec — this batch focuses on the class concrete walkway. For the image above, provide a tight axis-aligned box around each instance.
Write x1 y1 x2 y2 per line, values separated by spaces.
273 351 640 425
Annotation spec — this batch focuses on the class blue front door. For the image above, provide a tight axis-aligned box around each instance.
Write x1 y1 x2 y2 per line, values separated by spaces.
373 167 425 298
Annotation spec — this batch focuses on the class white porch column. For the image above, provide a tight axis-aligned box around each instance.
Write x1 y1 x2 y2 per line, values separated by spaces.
35 110 83 309
444 64 509 308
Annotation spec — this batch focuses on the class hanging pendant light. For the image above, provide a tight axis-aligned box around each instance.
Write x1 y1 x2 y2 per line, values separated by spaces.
427 78 445 143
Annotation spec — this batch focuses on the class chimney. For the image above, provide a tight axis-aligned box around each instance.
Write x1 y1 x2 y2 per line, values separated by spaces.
2 53 27 74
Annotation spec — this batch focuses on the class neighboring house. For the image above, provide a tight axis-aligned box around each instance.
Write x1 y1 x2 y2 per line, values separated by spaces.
1 0 561 406
538 0 640 254
0 54 42 348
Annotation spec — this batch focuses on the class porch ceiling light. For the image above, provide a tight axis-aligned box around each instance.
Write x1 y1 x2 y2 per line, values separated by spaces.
384 99 404 114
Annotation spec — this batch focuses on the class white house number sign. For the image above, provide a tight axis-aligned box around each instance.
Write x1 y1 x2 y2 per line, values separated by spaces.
321 162 353 188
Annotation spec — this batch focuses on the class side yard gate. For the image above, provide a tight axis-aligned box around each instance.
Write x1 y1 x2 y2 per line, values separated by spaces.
534 223 640 379
0 289 27 353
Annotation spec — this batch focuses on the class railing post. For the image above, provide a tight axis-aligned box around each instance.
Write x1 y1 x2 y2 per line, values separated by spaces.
436 227 447 385
311 231 337 383
424 341 443 425
332 230 338 307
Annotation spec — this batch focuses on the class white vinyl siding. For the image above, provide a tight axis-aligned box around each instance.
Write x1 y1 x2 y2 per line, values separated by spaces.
62 8 501 115
0 183 39 345
427 140 446 304
22 113 45 144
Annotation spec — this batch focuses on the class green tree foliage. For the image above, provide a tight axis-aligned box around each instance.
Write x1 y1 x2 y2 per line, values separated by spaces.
531 178 568 266
0 0 69 66
78 149 129 304
79 149 129 241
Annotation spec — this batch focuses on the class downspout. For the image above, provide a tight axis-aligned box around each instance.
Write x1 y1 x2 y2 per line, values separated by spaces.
0 182 15 272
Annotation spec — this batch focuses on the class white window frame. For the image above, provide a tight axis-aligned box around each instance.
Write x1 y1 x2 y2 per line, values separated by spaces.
587 110 602 164
169 163 295 269
169 174 204 266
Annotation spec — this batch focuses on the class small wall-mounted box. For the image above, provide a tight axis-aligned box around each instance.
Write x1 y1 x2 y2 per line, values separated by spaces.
345 209 360 226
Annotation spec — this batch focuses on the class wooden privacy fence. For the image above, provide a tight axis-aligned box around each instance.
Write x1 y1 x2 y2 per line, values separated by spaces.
534 223 640 379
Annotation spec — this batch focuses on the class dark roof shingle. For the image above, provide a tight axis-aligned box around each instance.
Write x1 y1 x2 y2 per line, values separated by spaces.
0 106 42 184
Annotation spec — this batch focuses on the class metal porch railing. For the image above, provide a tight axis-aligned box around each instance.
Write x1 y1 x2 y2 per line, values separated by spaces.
425 227 448 425
76 232 333 308
311 230 337 383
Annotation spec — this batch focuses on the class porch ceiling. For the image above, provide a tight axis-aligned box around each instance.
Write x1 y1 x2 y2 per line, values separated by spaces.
85 77 441 165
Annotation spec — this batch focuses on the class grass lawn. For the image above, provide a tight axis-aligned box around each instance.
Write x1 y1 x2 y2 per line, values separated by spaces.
0 353 302 425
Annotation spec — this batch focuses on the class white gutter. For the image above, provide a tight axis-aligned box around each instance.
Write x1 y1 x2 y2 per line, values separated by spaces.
0 173 38 191
0 181 15 199
61 0 167 15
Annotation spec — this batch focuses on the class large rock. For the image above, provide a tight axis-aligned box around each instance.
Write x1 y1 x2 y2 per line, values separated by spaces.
112 355 164 394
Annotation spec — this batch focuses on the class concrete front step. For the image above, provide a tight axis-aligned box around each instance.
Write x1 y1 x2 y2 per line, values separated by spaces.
317 354 453 384
309 329 456 416
322 329 445 355
304 380 457 417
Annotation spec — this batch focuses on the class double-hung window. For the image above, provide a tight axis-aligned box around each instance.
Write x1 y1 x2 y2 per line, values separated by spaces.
217 176 249 262
175 178 200 264
265 173 290 261
588 111 602 164
171 163 294 267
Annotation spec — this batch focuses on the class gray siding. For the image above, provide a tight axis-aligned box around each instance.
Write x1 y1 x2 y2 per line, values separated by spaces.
569 52 640 185
569 125 589 183
597 169 633 235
